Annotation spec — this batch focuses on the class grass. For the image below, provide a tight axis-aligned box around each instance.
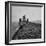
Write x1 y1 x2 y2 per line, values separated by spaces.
12 22 41 40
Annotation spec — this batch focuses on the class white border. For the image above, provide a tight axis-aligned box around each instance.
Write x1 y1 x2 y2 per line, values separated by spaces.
9 3 44 43
9 2 10 41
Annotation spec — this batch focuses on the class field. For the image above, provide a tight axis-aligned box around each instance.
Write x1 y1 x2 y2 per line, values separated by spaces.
12 22 41 40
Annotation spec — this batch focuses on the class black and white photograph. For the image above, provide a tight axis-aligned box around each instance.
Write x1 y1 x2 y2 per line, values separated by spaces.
5 1 45 44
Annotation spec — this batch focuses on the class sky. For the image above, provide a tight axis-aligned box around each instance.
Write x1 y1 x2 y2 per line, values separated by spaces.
12 6 41 22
